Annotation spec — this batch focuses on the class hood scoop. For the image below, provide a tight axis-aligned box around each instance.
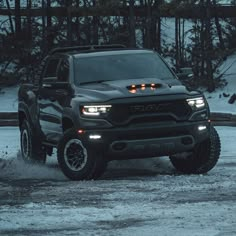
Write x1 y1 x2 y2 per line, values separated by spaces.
127 83 167 94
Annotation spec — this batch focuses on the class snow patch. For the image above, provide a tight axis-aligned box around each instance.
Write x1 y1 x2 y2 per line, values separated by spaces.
205 53 236 114
0 154 66 181
108 157 174 175
0 86 18 112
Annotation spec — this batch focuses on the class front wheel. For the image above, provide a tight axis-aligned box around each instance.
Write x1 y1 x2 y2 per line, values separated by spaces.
20 120 46 164
169 126 221 174
57 129 106 180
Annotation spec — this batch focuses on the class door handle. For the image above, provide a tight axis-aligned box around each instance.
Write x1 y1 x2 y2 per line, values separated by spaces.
42 84 52 88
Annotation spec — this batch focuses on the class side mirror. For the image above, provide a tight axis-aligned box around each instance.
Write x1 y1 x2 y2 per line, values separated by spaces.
41 81 74 96
176 67 194 81
42 79 70 89
187 73 194 79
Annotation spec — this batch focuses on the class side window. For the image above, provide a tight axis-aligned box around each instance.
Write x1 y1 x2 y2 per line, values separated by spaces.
34 56 48 85
43 58 60 79
57 59 69 82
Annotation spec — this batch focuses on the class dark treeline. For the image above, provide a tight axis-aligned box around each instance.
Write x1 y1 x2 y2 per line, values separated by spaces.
0 0 236 91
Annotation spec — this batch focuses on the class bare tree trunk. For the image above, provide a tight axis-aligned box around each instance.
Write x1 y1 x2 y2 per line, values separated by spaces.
199 1 205 79
92 0 99 45
215 17 225 50
129 0 136 47
66 0 72 46
42 0 46 49
178 18 182 64
5 0 14 33
15 0 21 36
27 0 32 41
46 0 54 51
83 0 91 44
206 0 215 92
146 0 152 48
47 0 51 28
212 0 225 50
181 19 185 63
26 0 32 80
175 17 180 71
75 1 80 43
151 0 161 52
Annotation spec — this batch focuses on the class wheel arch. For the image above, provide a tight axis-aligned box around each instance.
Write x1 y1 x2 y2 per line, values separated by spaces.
18 103 32 129
62 117 75 133
18 110 27 128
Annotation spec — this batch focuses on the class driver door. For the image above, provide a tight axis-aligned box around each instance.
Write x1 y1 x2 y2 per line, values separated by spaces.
39 57 70 143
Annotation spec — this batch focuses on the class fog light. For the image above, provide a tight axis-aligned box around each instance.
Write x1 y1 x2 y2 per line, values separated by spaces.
198 125 207 131
89 134 102 140
78 129 85 134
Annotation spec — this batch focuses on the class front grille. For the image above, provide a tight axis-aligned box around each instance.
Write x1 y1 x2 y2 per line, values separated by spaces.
108 100 191 125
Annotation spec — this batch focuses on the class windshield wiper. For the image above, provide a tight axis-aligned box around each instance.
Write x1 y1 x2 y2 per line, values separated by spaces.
80 80 112 85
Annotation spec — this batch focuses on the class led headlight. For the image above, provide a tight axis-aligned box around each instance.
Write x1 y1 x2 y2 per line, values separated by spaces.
187 97 205 109
82 105 112 116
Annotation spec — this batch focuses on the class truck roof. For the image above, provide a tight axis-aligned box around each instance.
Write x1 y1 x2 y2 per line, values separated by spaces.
48 45 154 57
49 44 126 55
72 49 154 59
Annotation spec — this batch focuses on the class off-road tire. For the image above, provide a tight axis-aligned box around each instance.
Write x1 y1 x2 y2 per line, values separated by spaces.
20 120 46 164
169 126 220 174
57 128 106 180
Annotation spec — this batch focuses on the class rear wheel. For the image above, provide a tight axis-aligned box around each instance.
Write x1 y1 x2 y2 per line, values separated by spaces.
169 126 220 174
57 129 106 180
20 120 46 164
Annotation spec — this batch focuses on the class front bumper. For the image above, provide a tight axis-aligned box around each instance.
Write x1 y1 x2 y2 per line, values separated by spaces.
78 121 210 160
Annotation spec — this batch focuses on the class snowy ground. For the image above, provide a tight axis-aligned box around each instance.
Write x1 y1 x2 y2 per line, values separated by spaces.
0 126 236 236
0 86 18 112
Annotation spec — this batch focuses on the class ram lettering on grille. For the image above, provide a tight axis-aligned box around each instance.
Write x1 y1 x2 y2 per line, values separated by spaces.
130 104 171 113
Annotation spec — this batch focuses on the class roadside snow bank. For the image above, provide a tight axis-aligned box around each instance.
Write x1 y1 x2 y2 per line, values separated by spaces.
0 86 18 112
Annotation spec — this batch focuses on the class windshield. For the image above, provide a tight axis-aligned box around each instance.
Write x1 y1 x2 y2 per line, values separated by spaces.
74 52 175 85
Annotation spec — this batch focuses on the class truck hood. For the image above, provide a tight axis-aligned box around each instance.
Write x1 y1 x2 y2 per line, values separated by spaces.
74 78 199 102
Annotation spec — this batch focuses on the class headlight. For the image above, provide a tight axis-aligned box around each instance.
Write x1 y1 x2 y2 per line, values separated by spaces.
82 105 112 116
187 97 205 109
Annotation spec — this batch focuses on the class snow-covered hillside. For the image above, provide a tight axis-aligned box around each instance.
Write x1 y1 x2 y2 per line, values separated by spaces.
205 52 236 114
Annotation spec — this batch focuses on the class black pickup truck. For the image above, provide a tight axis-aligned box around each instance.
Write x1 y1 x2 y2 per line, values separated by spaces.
18 45 220 180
